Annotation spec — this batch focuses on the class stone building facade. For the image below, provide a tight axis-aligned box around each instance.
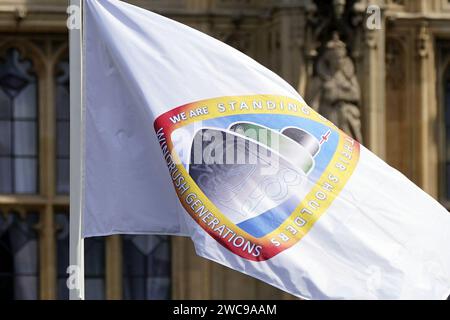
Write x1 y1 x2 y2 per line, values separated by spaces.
0 0 449 299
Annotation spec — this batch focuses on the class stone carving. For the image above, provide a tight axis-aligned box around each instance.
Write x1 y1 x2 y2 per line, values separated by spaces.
306 32 362 142
333 0 346 20
417 22 430 59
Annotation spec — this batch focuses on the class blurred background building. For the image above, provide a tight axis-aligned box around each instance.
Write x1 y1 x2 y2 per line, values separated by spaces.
0 0 449 300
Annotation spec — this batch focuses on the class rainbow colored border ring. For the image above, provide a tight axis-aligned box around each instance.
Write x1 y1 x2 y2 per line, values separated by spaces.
154 94 360 261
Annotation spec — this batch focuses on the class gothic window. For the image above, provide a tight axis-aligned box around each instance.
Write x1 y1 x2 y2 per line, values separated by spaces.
0 212 39 300
0 48 38 194
122 235 171 299
0 32 172 300
55 61 70 195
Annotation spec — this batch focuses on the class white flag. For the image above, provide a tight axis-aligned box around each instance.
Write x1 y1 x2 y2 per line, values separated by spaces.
83 0 450 299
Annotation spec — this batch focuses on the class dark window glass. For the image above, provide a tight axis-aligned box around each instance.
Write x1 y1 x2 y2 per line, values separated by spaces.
0 49 38 194
122 235 171 300
0 212 39 300
55 61 70 194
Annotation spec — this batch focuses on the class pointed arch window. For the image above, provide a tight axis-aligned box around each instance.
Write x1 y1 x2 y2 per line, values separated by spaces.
0 48 38 194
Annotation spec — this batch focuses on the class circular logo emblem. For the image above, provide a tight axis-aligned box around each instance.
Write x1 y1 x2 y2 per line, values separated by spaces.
155 95 359 261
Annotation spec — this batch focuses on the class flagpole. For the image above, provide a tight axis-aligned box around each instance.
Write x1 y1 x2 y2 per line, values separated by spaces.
69 0 85 300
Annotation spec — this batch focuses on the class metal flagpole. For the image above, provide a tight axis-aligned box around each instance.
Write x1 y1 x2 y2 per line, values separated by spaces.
69 0 85 300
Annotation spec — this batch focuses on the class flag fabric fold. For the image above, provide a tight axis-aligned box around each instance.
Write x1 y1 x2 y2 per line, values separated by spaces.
83 0 450 299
